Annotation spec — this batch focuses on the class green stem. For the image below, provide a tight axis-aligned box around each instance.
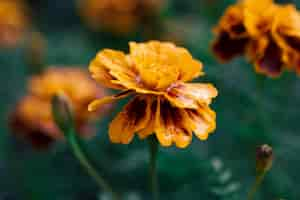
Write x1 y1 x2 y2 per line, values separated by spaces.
148 135 159 200
67 129 119 200
247 172 266 200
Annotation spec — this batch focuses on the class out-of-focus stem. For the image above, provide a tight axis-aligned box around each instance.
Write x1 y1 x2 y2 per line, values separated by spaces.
67 128 120 200
247 172 266 200
148 135 159 200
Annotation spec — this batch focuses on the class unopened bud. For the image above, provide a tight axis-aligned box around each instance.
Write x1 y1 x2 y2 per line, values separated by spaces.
256 144 273 174
52 92 74 133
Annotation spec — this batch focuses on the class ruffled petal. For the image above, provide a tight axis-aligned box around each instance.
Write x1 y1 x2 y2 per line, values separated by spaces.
165 83 218 109
88 90 132 112
154 99 192 148
129 41 203 90
89 49 137 89
109 96 151 144
185 105 216 141
282 50 300 73
243 0 278 37
173 129 193 148
129 41 180 90
246 37 269 61
213 4 247 38
272 5 300 48
177 48 203 82
89 59 122 89
271 5 300 73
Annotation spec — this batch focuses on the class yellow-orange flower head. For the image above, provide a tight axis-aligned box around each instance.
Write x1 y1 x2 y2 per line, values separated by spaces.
0 0 29 48
10 67 108 149
78 0 163 34
89 41 218 148
212 0 300 77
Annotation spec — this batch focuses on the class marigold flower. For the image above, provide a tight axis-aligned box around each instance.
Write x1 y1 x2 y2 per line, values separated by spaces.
10 67 108 149
88 41 218 148
0 0 29 48
78 0 163 34
212 0 300 77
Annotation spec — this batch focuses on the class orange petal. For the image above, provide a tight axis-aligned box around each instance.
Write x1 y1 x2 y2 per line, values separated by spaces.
88 90 132 112
272 5 300 46
129 41 180 90
89 49 137 89
185 106 216 141
153 98 172 146
246 37 268 61
89 59 123 89
96 49 131 74
243 0 278 37
271 6 300 72
165 83 218 109
176 47 204 82
173 131 192 148
254 40 284 77
109 96 151 144
129 41 203 89
154 99 192 148
214 4 246 38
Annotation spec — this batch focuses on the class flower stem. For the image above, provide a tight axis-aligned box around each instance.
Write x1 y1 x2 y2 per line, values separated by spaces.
67 128 120 200
148 135 159 200
247 172 266 200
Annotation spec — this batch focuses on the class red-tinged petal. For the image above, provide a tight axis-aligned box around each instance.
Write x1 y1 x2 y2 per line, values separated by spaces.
138 98 158 139
255 40 284 77
212 32 249 62
165 83 218 109
154 99 192 148
185 106 216 141
109 96 151 144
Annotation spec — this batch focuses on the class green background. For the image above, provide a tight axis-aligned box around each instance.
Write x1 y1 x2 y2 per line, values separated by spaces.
1 0 299 199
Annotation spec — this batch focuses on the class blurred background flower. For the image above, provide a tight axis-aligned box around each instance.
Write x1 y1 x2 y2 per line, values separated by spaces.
0 0 30 48
78 0 165 35
10 67 109 149
212 0 300 77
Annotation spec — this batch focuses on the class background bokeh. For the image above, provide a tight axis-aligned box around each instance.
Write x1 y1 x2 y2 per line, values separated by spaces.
1 0 300 199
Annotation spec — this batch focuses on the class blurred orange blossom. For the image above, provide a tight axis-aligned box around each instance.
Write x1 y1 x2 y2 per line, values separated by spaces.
0 0 29 48
213 0 300 77
78 0 163 34
10 67 109 149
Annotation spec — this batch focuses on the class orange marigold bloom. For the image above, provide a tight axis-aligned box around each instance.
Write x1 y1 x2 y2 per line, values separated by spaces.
78 0 163 34
10 67 108 149
88 41 218 148
212 0 300 77
0 0 29 48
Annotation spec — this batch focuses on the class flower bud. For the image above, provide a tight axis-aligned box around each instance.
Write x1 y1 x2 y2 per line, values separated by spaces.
256 144 273 174
52 92 74 133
